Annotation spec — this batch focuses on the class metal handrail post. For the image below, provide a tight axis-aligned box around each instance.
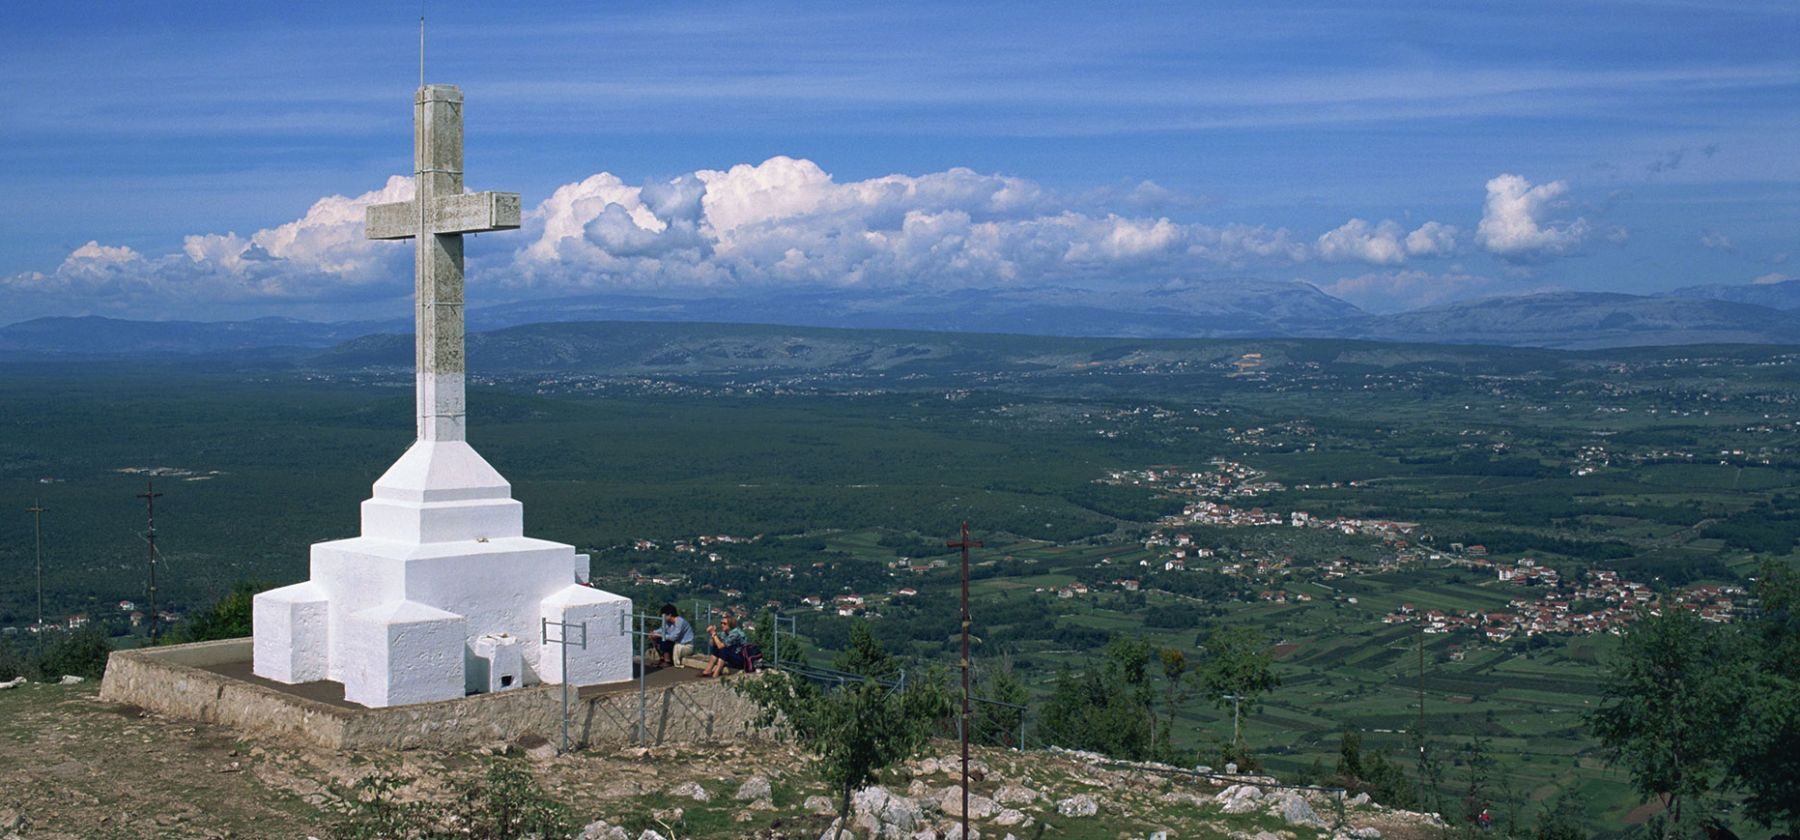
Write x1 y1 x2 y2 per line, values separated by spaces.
542 617 589 754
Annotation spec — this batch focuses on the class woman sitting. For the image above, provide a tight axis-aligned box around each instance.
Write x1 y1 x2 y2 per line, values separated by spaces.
701 615 749 678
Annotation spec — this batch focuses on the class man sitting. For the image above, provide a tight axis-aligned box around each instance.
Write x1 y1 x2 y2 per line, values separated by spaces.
648 603 694 669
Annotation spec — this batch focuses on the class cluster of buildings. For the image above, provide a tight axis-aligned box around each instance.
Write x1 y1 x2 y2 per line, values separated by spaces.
1106 461 1421 540
1101 459 1286 500
1379 566 1746 640
4 599 180 638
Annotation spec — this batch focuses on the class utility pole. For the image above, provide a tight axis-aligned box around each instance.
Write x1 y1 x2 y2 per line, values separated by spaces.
138 481 163 643
1416 623 1425 737
27 498 47 643
1222 692 1246 745
946 521 983 840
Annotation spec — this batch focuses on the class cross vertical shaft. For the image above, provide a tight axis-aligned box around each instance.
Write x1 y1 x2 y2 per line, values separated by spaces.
368 85 519 441
415 85 467 442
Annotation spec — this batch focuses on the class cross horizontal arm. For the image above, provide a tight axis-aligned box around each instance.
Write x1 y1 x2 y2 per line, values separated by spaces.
366 191 523 240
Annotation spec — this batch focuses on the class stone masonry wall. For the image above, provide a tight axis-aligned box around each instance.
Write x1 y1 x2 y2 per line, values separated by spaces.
99 639 354 748
99 639 772 752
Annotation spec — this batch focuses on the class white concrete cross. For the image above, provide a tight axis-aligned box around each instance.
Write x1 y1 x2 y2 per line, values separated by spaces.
255 83 631 710
366 84 522 442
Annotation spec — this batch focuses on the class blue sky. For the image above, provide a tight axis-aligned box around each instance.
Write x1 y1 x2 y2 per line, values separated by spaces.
1 0 1794 322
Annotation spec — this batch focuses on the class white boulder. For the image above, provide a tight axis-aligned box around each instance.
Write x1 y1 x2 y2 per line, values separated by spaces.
1055 794 1099 818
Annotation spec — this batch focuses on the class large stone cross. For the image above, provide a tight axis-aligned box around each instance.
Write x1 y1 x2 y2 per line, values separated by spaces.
366 84 521 442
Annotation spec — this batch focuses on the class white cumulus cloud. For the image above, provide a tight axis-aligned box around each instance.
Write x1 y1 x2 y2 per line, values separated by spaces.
505 157 1305 292
2 177 416 315
1475 174 1591 261
1315 219 1459 265
7 160 1613 322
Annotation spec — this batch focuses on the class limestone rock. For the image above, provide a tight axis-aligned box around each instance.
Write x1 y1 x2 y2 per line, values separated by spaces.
0 677 24 690
854 785 894 815
805 795 837 815
58 675 84 685
524 740 559 761
939 755 987 776
991 784 1040 806
636 831 668 840
576 820 630 840
1158 790 1208 807
734 775 773 801
749 797 776 811
941 824 980 840
649 806 683 825
940 789 997 820
992 808 1032 827
906 779 935 800
1347 792 1371 807
913 757 940 775
1216 783 1264 814
1055 794 1098 818
668 781 710 802
855 785 924 836
1272 791 1327 828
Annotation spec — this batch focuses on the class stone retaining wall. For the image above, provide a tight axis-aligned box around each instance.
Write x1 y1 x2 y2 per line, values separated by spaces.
99 638 770 751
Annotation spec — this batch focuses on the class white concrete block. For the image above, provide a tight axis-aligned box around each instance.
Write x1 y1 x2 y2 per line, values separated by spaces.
252 581 329 684
469 633 523 694
538 585 633 686
341 600 466 707
370 440 514 505
361 495 523 544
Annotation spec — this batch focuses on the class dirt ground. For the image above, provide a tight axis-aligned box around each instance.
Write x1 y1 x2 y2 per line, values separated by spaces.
0 681 1447 840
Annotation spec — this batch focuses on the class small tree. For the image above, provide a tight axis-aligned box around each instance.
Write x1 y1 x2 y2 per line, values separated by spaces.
1333 730 1418 809
739 668 948 839
1157 647 1191 760
974 656 1030 747
447 758 576 839
1037 637 1156 760
41 624 110 679
1458 736 1496 831
168 581 260 644
1727 560 1800 832
0 635 33 681
834 621 899 679
1198 625 1279 750
1587 608 1747 833
1532 795 1587 840
1413 728 1448 819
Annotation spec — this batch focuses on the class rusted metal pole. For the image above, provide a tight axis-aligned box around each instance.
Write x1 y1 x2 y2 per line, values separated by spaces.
946 521 983 840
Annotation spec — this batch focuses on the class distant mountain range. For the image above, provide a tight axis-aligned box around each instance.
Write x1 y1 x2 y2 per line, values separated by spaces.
1321 291 1800 350
3 279 1798 358
1667 277 1800 310
0 314 391 355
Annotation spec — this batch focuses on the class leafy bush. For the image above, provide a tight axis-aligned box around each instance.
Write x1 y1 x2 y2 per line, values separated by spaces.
167 581 261 644
330 758 574 840
41 624 110 679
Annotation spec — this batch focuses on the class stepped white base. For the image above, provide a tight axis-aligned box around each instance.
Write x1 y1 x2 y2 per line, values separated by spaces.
253 440 632 708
